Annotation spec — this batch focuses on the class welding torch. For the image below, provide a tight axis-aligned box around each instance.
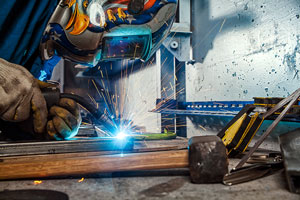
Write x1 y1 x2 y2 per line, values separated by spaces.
41 84 177 140
41 85 117 134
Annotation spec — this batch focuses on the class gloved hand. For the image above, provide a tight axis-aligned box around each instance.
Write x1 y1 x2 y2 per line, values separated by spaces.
36 81 81 140
0 58 48 135
46 98 82 140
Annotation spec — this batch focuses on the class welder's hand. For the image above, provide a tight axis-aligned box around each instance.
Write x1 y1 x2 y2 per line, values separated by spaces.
0 58 48 135
46 98 81 140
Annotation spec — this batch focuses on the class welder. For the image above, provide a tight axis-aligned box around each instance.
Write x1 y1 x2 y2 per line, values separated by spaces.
0 0 177 140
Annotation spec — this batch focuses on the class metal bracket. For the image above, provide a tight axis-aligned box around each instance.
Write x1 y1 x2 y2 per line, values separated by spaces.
163 30 191 62
162 0 192 62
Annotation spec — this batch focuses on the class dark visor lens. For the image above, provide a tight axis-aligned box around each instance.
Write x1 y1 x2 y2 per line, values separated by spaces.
102 35 149 60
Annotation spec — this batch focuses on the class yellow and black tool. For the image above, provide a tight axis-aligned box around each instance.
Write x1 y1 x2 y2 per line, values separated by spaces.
236 88 300 169
227 112 264 157
218 105 256 156
218 95 300 158
218 105 264 157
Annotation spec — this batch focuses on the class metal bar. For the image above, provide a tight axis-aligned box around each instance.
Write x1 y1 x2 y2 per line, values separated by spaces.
179 0 190 25
0 138 134 157
153 108 238 116
175 60 187 137
159 46 176 132
170 0 191 33
153 100 254 114
235 89 300 169
263 88 300 118
224 164 283 186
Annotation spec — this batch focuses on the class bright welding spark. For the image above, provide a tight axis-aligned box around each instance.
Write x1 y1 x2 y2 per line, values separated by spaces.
219 18 226 33
34 180 42 185
78 178 85 183
116 131 127 140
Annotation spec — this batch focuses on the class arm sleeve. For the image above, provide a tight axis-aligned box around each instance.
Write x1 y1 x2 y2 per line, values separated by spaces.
0 0 58 72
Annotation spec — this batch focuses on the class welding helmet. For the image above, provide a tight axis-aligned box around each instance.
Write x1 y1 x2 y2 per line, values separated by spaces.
40 0 178 67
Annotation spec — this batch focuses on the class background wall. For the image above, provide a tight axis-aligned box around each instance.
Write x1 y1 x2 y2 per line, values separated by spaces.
110 0 300 136
187 0 300 137
189 0 300 101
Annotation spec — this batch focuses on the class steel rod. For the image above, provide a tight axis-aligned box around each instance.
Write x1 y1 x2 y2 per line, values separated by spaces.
235 90 300 169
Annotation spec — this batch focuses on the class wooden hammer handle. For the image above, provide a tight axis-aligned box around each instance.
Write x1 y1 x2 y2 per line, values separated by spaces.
0 150 189 180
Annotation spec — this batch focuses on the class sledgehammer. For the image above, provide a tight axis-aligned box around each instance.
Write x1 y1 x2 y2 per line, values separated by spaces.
0 136 228 183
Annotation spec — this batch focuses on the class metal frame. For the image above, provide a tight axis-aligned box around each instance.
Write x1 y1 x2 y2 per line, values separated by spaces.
157 0 192 137
162 0 192 62
153 100 254 117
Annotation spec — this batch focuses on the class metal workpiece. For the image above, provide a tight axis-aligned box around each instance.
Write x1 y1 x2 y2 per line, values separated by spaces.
279 128 300 194
236 88 300 169
152 99 254 116
0 137 134 157
223 163 283 186
224 152 283 186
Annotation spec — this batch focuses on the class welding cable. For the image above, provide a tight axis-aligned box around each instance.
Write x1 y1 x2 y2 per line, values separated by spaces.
42 89 116 132
59 93 118 133
60 93 103 119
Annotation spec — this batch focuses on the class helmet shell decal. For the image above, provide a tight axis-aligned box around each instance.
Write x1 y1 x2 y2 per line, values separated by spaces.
41 0 177 66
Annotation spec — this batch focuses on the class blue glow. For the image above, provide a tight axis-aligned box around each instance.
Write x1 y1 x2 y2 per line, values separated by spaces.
116 131 127 140
38 70 47 81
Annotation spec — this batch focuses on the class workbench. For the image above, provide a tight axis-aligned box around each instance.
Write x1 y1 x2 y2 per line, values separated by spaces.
0 162 298 200
0 136 299 200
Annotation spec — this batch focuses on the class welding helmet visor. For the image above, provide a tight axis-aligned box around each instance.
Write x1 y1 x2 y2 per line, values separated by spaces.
101 27 152 61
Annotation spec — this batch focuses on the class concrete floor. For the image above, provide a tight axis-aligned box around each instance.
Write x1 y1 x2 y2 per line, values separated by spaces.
0 166 299 200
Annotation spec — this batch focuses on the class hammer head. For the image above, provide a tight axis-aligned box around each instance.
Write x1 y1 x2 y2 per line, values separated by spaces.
188 135 228 183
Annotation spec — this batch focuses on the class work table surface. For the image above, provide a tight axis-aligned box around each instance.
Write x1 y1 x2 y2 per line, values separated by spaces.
0 137 299 199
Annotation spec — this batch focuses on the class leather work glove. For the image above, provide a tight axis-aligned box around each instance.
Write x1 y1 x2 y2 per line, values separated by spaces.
46 98 82 140
36 81 81 140
0 58 48 136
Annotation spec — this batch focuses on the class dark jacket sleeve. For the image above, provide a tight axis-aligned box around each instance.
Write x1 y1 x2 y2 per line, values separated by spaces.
0 0 58 71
